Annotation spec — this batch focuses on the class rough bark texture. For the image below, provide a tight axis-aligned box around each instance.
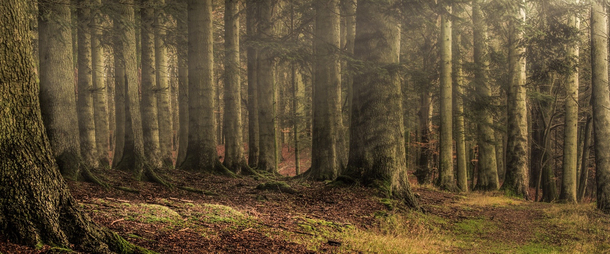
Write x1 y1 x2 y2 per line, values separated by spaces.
308 0 341 181
472 0 499 191
560 6 579 203
578 116 592 201
155 0 174 168
452 4 468 192
0 1 146 251
92 0 110 167
257 0 279 173
182 0 226 173
223 0 249 173
76 0 100 170
502 0 529 198
175 0 188 167
141 0 162 168
340 0 356 175
112 0 147 177
438 5 455 191
246 0 259 168
38 0 82 179
346 0 419 209
590 0 610 214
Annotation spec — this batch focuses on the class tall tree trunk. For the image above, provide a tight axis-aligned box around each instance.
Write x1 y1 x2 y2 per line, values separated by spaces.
472 0 499 191
112 0 147 177
416 91 434 184
257 0 279 173
155 0 174 168
308 0 341 180
76 0 100 170
341 0 356 175
438 4 455 191
141 0 162 168
175 0 188 167
246 0 259 167
502 0 529 198
92 0 110 167
223 0 249 173
590 0 610 213
182 0 227 173
578 115 592 201
346 0 419 209
38 0 81 179
559 5 580 203
0 1 144 251
452 3 468 192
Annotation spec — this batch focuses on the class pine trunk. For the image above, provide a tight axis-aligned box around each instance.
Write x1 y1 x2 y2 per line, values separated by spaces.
438 5 455 191
452 4 468 192
92 0 110 167
155 0 174 168
246 0 259 167
175 0 188 167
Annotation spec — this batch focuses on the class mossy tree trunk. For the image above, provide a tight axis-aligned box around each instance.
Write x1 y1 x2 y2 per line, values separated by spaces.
502 0 529 198
452 3 468 192
308 0 341 180
257 0 279 173
141 0 162 169
175 0 188 167
223 0 249 173
92 0 110 167
590 0 610 214
38 0 82 179
472 0 499 191
155 0 174 168
346 0 419 209
112 0 147 177
246 0 259 168
438 3 455 191
0 1 145 251
76 0 100 170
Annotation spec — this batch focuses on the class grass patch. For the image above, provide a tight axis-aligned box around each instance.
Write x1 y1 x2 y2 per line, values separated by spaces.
455 193 523 208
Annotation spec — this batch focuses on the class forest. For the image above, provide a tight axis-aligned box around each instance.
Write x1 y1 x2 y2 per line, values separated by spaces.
1 0 610 253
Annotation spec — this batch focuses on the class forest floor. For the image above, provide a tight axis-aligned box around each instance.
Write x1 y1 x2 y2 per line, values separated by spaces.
1 167 610 254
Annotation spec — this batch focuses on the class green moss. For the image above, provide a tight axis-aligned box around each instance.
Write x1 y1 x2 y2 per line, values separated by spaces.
379 198 395 210
454 218 497 236
256 181 298 194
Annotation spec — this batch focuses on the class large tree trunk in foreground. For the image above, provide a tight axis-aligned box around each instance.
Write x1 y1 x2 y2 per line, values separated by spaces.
76 0 100 170
438 4 455 191
0 1 143 251
472 0 499 191
140 0 162 169
112 0 147 177
155 0 174 168
559 4 580 203
223 0 249 173
92 0 110 167
502 0 529 198
182 0 227 173
590 0 610 214
246 0 259 167
308 0 341 180
38 0 82 179
346 0 419 209
257 0 279 173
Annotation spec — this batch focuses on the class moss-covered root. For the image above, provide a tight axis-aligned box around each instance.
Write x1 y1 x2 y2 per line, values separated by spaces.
143 168 173 189
80 167 110 188
177 186 219 196
256 181 298 194
210 162 238 178
112 185 141 194
103 230 156 254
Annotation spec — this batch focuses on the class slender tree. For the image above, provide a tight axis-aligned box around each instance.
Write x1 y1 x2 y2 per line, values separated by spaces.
92 0 109 167
346 0 419 209
590 0 610 214
0 0 144 251
246 0 259 168
502 0 529 198
175 0 188 167
38 0 81 178
438 3 455 191
452 3 468 192
155 0 174 168
76 0 100 170
472 0 499 191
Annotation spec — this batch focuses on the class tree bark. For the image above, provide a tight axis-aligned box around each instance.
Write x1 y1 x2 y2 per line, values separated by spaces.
92 0 110 167
76 0 100 170
1 1 145 251
155 0 174 168
38 0 82 179
590 0 610 213
472 0 499 191
175 0 188 167
502 0 529 198
246 0 259 167
346 0 419 209
438 4 455 191
578 115 592 201
452 3 468 192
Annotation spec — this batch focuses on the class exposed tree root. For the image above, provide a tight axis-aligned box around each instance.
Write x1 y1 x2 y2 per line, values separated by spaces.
144 168 173 189
177 186 219 196
80 168 110 188
112 185 141 194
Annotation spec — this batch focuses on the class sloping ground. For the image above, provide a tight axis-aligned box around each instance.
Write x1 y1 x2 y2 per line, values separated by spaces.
1 170 609 253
